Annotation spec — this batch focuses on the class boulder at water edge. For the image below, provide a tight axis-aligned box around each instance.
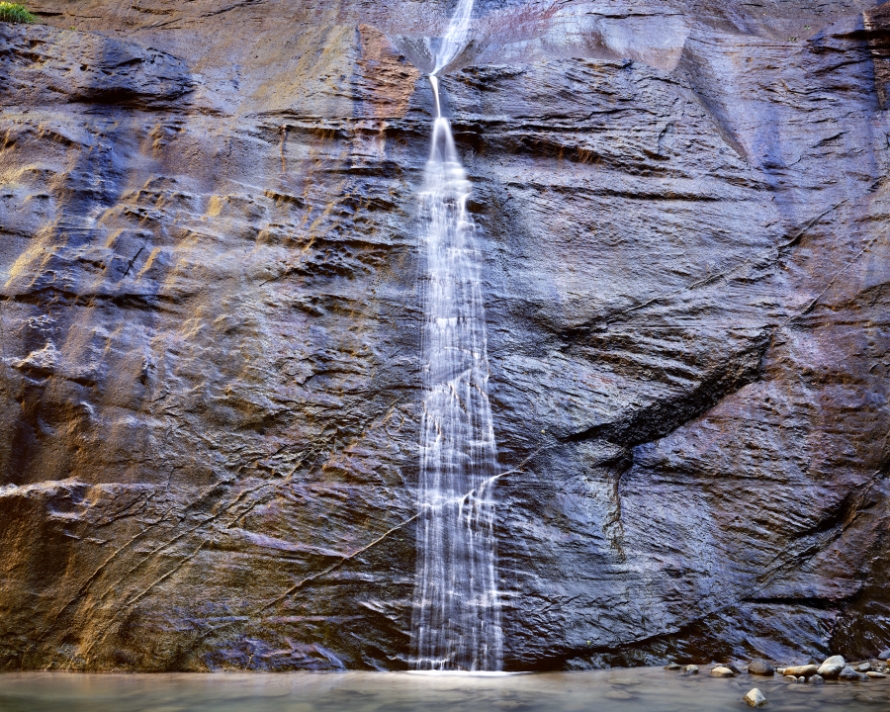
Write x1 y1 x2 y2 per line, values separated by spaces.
783 664 819 678
817 656 845 679
747 660 775 676
839 667 866 681
743 689 767 708
710 666 735 678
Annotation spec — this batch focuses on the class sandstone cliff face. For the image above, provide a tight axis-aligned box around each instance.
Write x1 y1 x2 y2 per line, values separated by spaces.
0 0 889 671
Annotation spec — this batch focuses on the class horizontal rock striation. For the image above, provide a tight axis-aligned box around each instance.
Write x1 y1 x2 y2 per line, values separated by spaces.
0 0 889 671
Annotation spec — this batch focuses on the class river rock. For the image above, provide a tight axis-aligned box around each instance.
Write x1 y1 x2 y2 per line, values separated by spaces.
866 671 886 678
664 663 682 671
710 666 735 678
783 665 819 678
818 656 845 679
1 0 890 673
839 666 865 681
879 650 890 661
784 675 798 682
856 662 872 672
743 688 767 708
684 665 699 676
809 674 824 684
747 660 775 676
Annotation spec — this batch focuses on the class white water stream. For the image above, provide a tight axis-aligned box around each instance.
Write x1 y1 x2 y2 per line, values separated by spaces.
411 0 504 672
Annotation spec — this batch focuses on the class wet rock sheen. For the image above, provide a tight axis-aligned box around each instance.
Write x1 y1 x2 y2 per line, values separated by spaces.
1 0 890 671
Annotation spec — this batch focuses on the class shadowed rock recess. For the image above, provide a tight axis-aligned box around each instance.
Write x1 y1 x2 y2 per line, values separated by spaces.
0 0 889 672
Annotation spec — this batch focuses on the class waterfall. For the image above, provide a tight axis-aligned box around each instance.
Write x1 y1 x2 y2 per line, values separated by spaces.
411 0 504 672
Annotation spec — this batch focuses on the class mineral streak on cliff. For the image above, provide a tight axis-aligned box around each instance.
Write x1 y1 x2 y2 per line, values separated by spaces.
1 0 889 671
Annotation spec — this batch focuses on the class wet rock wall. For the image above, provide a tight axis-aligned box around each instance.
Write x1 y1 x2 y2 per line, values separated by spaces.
0 0 889 671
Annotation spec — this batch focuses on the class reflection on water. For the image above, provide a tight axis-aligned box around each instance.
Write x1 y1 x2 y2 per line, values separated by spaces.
1 668 890 712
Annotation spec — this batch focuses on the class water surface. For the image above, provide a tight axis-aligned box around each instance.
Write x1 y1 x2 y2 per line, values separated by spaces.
2 668 890 711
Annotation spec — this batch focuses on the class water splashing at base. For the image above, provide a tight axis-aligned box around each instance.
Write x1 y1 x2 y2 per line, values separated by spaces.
411 0 503 672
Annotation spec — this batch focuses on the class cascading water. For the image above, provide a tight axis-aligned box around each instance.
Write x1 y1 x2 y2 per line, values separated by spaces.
411 0 504 672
